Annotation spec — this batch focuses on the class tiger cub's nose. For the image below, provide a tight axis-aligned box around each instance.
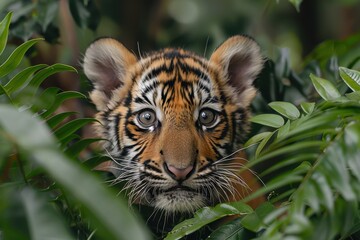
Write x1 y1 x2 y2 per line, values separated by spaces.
164 163 194 181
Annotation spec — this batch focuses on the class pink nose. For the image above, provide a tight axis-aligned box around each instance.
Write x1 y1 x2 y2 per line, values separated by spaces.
165 164 194 180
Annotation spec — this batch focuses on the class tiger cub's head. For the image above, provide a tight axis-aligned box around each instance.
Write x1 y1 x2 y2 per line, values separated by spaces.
83 35 263 213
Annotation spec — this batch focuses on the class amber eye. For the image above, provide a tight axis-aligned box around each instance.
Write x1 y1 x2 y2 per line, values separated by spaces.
137 109 157 128
199 109 218 128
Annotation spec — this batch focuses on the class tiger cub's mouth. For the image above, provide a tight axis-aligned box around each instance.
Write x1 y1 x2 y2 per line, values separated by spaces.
148 184 199 199
146 185 197 198
149 186 206 213
163 185 196 193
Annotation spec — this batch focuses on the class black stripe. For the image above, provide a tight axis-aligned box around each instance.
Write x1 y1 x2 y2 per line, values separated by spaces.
143 81 158 94
134 96 146 104
222 143 233 156
217 111 229 140
143 62 175 81
123 93 132 107
114 113 121 151
198 81 210 93
129 144 146 162
208 140 223 159
142 52 210 84
197 159 214 173
178 61 209 81
161 82 175 106
143 160 162 173
231 110 238 145
180 83 194 105
124 121 136 140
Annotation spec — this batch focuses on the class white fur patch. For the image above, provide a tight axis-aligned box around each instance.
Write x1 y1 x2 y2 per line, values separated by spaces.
154 191 206 213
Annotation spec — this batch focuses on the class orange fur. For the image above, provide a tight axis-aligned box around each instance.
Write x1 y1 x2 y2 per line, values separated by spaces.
84 35 264 213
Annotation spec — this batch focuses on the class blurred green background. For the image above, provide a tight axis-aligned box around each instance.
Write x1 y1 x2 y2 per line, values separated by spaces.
2 0 360 70
1 0 360 116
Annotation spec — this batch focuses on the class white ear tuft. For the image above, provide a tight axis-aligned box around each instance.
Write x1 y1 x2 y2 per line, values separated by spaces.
83 38 137 110
210 35 263 106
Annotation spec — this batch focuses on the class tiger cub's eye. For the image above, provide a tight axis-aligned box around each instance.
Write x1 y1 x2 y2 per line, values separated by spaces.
137 109 157 128
199 109 218 128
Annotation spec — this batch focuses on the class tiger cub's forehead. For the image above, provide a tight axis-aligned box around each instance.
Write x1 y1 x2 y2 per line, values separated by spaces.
130 48 222 111
139 48 212 83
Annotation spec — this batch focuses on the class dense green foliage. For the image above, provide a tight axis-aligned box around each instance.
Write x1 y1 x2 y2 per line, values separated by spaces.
1 0 360 239
0 12 149 240
166 65 360 240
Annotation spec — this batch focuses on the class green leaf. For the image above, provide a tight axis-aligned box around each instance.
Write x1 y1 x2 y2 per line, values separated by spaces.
256 202 277 221
339 67 360 92
11 16 37 41
83 155 111 170
251 114 284 128
65 138 102 157
41 91 86 118
312 173 334 212
27 63 77 92
20 187 74 240
300 102 315 114
36 0 59 32
277 120 290 138
245 131 272 147
8 1 35 23
346 91 360 101
30 87 59 112
255 131 274 157
284 213 312 236
334 199 358 237
321 143 355 201
269 101 300 120
4 64 47 94
253 141 324 168
46 111 76 129
326 56 339 81
53 118 96 142
302 179 321 213
165 202 253 240
348 56 360 69
208 218 255 240
242 173 304 204
241 211 261 232
0 12 12 55
0 38 43 78
275 48 290 79
0 105 150 240
261 154 317 178
69 0 100 30
0 187 32 239
344 123 360 182
310 74 341 100
0 84 12 102
288 0 302 11
241 202 276 232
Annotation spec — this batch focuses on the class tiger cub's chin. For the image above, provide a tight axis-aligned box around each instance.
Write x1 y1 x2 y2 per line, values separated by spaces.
151 190 205 213
83 35 264 213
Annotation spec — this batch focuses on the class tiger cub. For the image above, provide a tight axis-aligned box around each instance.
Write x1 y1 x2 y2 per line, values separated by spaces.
83 35 263 213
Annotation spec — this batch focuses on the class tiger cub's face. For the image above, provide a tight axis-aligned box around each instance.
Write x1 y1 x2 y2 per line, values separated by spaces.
83 36 263 213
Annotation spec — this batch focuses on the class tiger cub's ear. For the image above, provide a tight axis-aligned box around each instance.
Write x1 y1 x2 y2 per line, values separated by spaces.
210 35 263 107
83 38 137 110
